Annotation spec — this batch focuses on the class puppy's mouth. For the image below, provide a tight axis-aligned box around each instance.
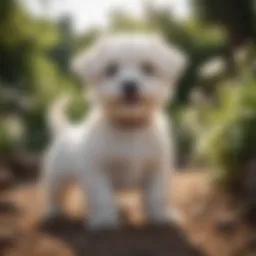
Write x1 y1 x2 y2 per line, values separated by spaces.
122 94 141 105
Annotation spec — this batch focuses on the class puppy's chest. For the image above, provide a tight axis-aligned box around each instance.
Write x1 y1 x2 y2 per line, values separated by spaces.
103 132 161 185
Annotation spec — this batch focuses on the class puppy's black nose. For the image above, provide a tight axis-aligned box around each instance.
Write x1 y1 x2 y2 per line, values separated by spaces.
122 80 138 96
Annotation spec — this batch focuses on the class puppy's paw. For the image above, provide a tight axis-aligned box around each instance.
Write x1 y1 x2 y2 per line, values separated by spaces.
41 205 63 222
87 213 120 231
146 208 172 225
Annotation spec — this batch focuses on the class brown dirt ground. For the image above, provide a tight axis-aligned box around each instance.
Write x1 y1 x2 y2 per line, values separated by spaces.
0 170 255 256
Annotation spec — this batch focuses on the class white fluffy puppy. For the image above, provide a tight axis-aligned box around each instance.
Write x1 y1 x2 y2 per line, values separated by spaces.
42 33 186 230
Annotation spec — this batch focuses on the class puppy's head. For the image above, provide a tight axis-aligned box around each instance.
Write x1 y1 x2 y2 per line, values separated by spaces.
72 34 186 122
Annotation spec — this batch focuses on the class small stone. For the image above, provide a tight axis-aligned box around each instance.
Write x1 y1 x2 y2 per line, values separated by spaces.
215 215 239 235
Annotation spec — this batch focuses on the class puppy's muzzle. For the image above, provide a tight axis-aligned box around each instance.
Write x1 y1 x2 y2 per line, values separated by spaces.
122 80 140 104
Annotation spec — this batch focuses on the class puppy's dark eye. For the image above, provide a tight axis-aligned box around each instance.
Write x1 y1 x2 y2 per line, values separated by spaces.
141 62 156 76
105 63 118 77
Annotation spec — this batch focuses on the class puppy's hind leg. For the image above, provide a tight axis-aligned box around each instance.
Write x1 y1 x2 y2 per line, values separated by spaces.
41 163 67 220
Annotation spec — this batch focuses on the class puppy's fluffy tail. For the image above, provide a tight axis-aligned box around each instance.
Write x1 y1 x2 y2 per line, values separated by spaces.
47 95 70 135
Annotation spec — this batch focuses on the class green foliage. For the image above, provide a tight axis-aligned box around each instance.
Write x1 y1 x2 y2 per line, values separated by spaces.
193 0 256 46
0 0 79 152
75 28 100 53
189 64 256 186
0 0 255 191
108 8 150 32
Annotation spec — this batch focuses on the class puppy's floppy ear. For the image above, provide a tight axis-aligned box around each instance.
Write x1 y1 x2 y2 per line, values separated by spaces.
156 37 187 84
166 46 187 83
71 40 103 83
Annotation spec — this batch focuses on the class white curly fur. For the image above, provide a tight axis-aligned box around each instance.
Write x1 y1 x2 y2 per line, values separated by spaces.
42 33 186 230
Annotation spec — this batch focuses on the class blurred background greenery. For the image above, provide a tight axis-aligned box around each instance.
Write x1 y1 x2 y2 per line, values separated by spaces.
0 0 255 191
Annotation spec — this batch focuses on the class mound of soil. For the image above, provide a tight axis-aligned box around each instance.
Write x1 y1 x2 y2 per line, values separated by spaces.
0 169 255 256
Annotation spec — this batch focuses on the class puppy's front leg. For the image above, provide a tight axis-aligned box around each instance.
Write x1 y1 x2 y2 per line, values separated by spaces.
82 170 119 230
142 166 170 224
